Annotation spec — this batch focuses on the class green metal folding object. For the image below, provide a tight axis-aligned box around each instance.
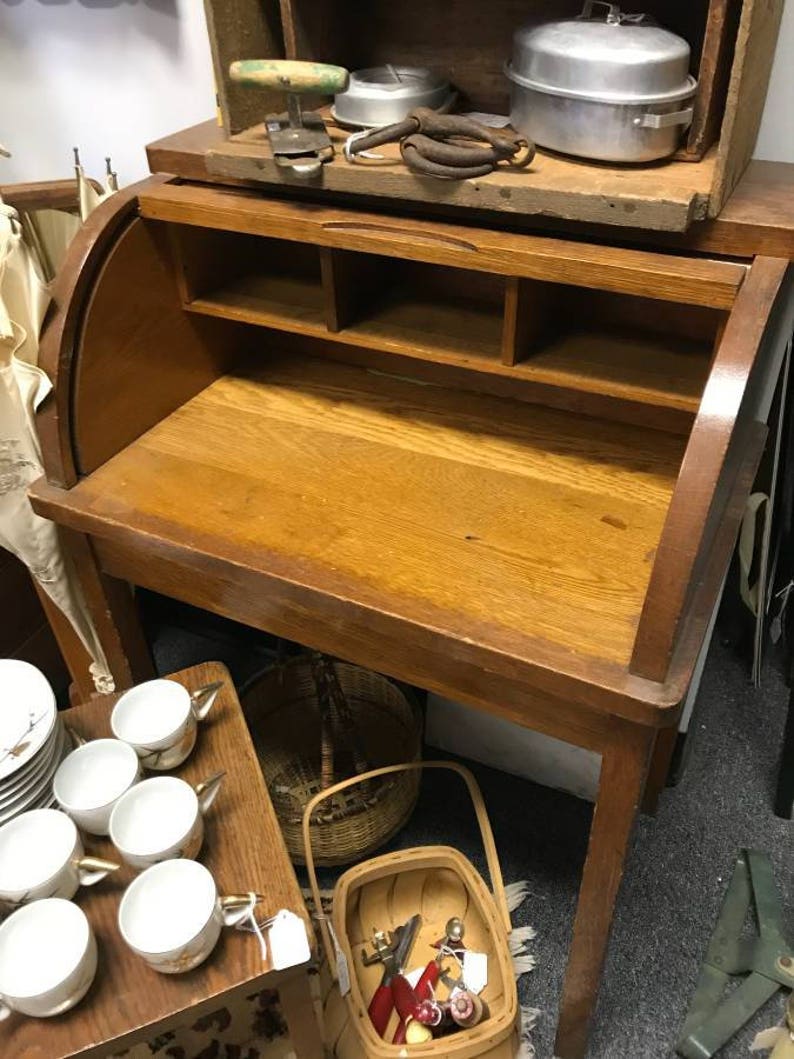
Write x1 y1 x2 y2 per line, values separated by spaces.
677 850 794 1059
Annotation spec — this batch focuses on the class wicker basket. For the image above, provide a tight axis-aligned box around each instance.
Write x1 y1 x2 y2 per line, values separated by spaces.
242 658 422 866
305 762 521 1058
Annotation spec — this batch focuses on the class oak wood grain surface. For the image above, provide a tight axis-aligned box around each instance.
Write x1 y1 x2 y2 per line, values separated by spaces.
554 722 656 1058
36 181 153 489
138 181 746 308
31 354 687 722
3 662 310 1059
72 217 238 481
630 256 790 680
144 123 794 260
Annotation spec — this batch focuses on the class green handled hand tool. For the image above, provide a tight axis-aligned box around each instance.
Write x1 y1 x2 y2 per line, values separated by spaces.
229 60 349 176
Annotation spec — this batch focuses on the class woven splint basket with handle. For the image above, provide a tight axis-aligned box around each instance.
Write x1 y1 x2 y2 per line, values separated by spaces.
304 761 521 1058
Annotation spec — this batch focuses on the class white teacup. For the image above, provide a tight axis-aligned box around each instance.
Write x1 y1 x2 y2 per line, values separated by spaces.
0 898 98 1019
109 772 225 871
0 809 119 910
118 859 257 974
111 679 223 771
53 738 142 836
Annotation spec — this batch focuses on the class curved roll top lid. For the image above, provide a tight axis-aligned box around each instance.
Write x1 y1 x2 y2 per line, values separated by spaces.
507 3 695 104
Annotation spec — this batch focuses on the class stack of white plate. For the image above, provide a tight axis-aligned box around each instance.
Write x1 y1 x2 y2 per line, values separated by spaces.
0 661 71 827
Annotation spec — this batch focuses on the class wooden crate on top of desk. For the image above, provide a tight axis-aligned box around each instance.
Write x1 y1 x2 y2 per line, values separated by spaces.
200 0 783 232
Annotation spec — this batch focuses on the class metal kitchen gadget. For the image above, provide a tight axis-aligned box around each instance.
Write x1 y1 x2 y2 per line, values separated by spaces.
676 850 794 1059
362 914 421 1037
505 1 697 163
392 916 468 1044
332 65 454 129
229 60 349 176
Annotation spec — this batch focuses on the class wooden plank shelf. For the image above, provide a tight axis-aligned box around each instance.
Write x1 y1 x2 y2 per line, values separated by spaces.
511 329 711 415
197 0 785 231
185 287 709 419
189 273 326 336
180 259 713 423
165 211 722 429
344 287 503 364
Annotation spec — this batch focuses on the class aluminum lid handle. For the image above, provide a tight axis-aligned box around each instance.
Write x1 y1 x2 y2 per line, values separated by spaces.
580 1 623 24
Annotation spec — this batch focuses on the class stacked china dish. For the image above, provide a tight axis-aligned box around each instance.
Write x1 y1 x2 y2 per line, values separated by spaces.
0 660 72 826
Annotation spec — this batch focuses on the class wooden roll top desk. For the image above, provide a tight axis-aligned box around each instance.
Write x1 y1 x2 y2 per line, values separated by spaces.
28 138 794 1056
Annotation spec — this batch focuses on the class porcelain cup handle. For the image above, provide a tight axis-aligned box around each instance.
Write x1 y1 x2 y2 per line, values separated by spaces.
194 771 225 814
75 856 120 887
190 681 223 722
220 892 265 927
67 726 87 748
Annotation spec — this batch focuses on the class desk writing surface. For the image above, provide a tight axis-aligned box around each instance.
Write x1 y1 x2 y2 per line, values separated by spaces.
36 356 686 678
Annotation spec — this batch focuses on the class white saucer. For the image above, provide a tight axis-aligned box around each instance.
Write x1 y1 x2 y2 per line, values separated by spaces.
0 662 57 783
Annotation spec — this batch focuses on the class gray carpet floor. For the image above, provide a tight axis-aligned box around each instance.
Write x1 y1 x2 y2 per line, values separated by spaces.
151 602 793 1059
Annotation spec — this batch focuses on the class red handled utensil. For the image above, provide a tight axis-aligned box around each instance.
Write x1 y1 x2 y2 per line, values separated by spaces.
391 974 434 1044
392 916 466 1044
362 914 421 1037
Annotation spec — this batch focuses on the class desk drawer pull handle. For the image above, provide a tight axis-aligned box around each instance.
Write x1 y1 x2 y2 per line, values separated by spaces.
321 221 476 253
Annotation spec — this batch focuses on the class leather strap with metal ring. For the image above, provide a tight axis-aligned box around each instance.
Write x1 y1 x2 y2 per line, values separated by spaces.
345 106 535 180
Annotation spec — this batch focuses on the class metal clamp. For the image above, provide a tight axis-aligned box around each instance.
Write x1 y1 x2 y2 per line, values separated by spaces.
636 108 694 130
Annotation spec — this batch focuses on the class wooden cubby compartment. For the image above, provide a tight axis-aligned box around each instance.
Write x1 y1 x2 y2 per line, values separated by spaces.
168 221 723 432
502 284 722 417
171 224 325 335
323 252 506 364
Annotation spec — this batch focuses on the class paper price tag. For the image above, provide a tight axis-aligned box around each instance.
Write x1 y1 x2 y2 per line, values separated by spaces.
461 111 511 128
462 951 488 995
269 910 311 971
327 920 351 996
405 966 425 989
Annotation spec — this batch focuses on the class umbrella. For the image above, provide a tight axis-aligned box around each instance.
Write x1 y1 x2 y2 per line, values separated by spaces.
75 148 118 223
0 189 114 692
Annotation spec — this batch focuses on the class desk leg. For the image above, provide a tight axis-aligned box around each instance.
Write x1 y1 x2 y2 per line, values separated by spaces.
279 969 324 1059
554 724 654 1059
642 725 678 815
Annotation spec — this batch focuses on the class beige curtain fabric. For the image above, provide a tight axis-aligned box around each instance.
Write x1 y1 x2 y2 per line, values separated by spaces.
21 208 81 283
0 198 114 693
77 164 117 223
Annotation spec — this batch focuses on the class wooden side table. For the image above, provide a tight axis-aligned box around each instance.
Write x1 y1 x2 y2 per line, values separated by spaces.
4 662 323 1059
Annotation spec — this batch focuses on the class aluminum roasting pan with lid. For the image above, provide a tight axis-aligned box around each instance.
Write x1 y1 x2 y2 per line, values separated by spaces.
505 0 697 163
